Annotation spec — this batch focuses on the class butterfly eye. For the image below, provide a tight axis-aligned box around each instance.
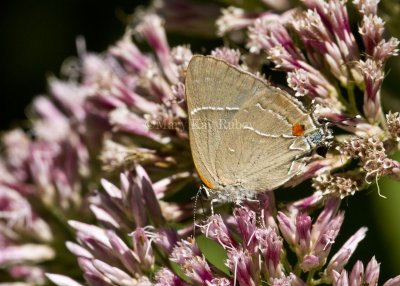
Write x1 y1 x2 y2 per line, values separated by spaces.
316 146 329 158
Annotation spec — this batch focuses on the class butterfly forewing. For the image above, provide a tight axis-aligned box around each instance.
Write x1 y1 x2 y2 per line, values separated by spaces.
186 55 266 188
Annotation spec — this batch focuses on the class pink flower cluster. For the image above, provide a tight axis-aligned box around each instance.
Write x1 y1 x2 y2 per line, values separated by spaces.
1 0 400 285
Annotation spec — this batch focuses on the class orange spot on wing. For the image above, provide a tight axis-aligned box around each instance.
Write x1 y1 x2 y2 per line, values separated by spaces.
193 156 214 189
292 123 305 136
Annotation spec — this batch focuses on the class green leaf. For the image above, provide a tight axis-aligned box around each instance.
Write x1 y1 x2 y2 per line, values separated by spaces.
196 234 231 276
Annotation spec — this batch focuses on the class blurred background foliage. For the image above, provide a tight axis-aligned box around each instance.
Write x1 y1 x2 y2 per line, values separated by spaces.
1 0 400 282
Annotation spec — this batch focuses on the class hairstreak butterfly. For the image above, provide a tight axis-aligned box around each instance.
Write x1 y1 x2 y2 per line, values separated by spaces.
186 55 332 203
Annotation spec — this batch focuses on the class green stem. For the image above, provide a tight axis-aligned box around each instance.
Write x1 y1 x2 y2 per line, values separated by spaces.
281 250 293 274
379 97 389 134
46 202 76 240
293 262 301 276
347 82 359 116
306 269 316 285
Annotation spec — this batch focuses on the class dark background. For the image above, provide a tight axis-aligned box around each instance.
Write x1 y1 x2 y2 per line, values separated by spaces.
0 0 149 130
1 0 400 282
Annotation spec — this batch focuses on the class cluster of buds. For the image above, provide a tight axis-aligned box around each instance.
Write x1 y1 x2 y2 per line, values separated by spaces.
338 136 400 184
0 92 90 281
312 173 364 198
231 0 400 200
386 111 400 142
45 178 400 286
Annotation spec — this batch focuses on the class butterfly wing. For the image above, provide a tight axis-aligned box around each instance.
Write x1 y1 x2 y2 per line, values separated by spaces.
186 55 268 188
215 82 319 191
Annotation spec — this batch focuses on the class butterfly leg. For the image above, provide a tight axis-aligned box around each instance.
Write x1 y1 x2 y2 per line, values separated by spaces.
210 198 221 216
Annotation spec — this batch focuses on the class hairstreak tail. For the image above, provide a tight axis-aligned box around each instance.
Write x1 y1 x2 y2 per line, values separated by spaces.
185 55 332 203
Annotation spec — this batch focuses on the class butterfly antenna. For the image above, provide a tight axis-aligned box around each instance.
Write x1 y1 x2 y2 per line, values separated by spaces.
193 186 203 237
